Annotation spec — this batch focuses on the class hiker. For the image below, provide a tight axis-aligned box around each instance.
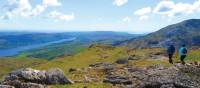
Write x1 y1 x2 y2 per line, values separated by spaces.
179 44 187 65
167 44 175 64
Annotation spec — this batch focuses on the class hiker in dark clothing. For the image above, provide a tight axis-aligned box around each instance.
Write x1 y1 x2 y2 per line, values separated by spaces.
179 44 187 65
167 45 175 64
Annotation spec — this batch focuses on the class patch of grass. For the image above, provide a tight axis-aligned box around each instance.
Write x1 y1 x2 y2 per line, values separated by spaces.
172 49 200 63
186 49 200 62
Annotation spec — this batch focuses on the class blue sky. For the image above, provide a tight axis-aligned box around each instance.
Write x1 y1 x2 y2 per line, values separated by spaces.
0 0 200 34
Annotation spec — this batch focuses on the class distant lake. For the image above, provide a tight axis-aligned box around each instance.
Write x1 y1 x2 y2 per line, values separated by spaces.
0 38 76 57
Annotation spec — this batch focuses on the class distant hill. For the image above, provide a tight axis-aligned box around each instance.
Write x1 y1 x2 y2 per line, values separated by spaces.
0 31 136 49
0 31 139 59
0 32 70 49
120 19 200 48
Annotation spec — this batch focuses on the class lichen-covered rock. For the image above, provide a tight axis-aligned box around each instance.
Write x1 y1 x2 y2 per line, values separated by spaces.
140 66 199 88
160 84 175 88
103 64 200 88
89 62 114 72
19 83 46 88
177 64 200 76
45 68 74 84
103 76 132 85
4 80 47 88
4 68 46 84
0 85 14 88
115 59 128 64
4 68 73 85
2 68 74 88
3 80 46 88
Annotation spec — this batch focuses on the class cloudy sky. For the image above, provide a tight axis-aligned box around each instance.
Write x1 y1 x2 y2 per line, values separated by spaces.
0 0 200 33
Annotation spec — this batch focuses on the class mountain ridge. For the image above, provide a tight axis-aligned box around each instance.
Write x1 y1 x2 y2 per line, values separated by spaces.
120 19 200 48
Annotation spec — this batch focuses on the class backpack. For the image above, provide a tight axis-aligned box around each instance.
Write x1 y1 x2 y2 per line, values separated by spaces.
182 48 187 54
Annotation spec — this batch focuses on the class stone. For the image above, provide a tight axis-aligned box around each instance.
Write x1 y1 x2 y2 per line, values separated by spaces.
0 85 14 88
128 56 139 60
115 59 128 64
68 68 77 73
142 66 199 88
103 76 132 85
45 68 74 84
3 80 46 88
160 84 176 88
89 62 114 71
4 68 46 84
103 64 200 88
19 83 46 88
177 64 200 76
2 68 74 88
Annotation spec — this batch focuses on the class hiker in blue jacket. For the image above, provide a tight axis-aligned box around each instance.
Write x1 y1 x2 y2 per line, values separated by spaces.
167 44 175 64
179 44 187 65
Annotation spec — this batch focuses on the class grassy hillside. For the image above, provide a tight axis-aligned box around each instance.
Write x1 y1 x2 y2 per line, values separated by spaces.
32 46 171 88
185 49 200 62
34 45 200 88
35 45 127 72
0 45 199 87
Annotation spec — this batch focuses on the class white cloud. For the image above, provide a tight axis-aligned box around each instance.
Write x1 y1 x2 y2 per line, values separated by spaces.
153 0 174 13
29 5 45 16
139 15 149 21
29 0 61 16
1 0 62 19
48 11 75 21
135 0 200 20
153 0 194 17
4 0 32 18
42 0 61 6
113 0 128 6
154 0 200 17
134 7 152 16
1 12 13 20
134 7 151 20
122 16 131 22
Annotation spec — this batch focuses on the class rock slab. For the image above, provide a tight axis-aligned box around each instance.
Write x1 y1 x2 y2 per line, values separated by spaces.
1 68 74 88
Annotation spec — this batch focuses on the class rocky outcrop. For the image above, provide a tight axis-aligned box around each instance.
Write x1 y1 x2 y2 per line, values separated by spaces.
1 68 73 88
102 64 200 88
177 64 200 76
2 62 200 88
142 65 199 88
